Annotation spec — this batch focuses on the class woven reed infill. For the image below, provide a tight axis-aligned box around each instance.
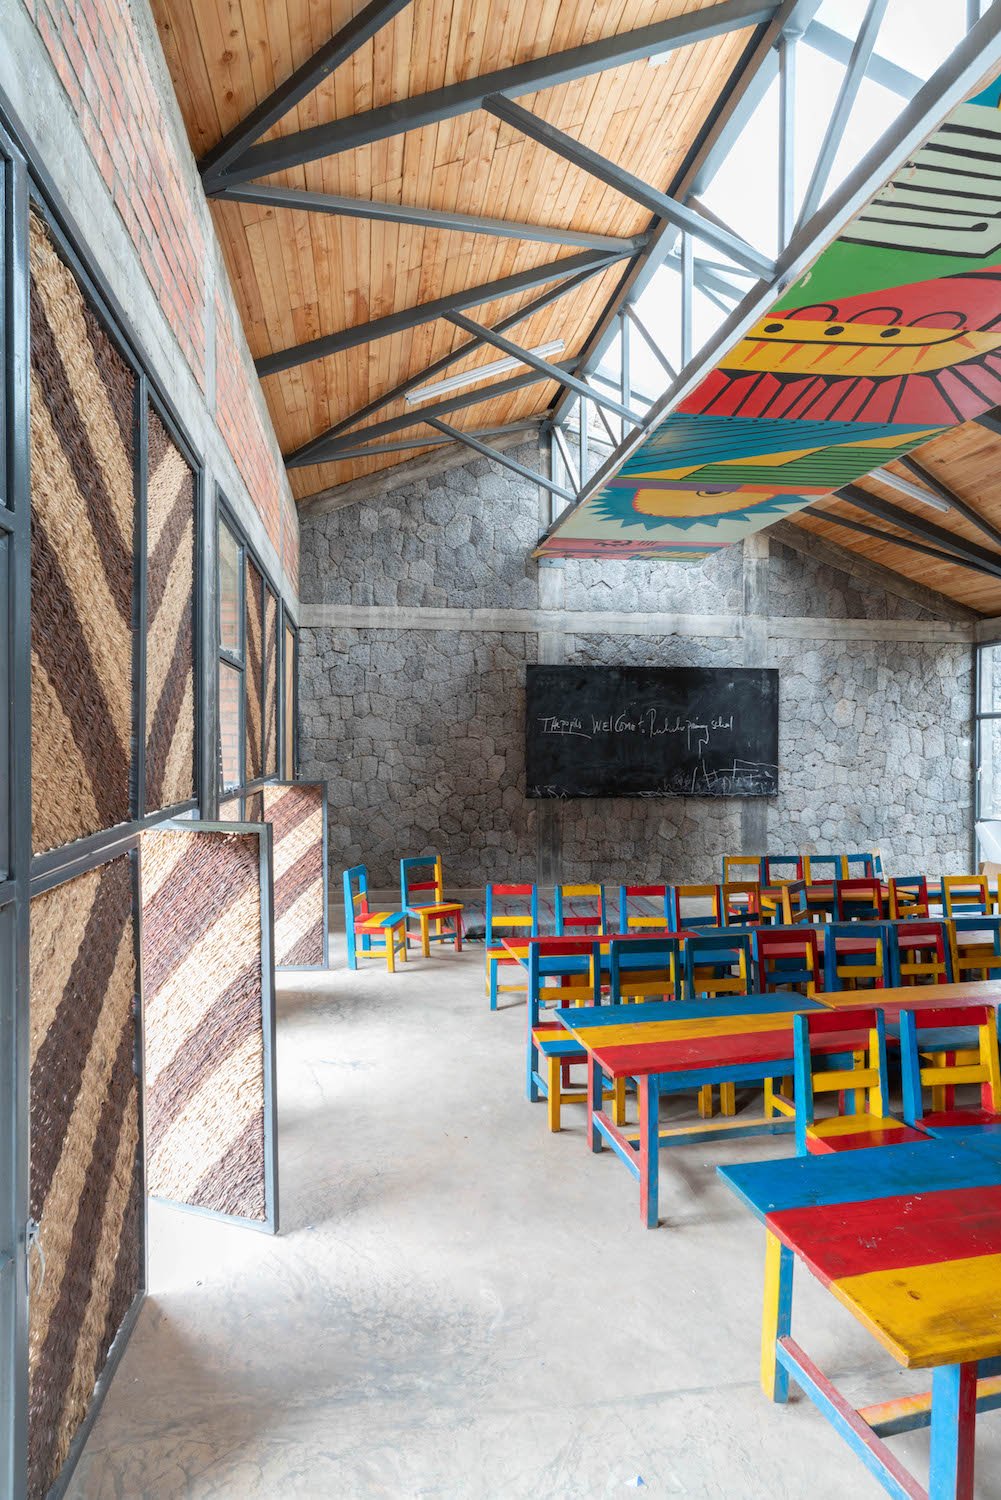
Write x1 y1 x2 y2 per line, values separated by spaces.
28 855 142 1500
142 829 267 1221
244 792 263 823
29 211 135 856
262 783 325 968
244 560 264 783
263 588 278 777
145 405 195 813
219 797 243 822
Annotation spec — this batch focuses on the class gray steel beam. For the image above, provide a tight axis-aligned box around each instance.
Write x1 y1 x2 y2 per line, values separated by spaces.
796 0 890 229
446 310 642 425
543 7 1001 536
551 423 581 492
483 94 776 280
318 420 540 462
293 359 577 464
838 484 1001 580
209 181 645 253
425 418 575 500
591 368 657 405
212 0 782 186
899 454 1001 552
803 505 999 576
548 0 826 427
200 0 414 187
286 259 610 466
778 32 796 246
257 246 624 377
803 21 922 99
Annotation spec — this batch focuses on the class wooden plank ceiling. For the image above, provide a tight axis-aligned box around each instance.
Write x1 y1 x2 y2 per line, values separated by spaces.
151 0 757 499
794 418 1001 618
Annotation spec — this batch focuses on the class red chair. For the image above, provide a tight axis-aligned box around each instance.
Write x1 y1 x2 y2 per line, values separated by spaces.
755 927 822 996
889 919 949 986
834 877 883 922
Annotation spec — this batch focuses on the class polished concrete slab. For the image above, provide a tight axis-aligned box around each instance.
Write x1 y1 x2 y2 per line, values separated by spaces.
66 941 1001 1499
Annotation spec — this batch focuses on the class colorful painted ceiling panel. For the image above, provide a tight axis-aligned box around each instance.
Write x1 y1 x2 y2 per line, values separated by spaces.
538 74 1001 560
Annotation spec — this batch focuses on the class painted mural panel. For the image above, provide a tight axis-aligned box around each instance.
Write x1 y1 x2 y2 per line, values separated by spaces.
539 75 1001 559
28 211 135 849
28 855 142 1500
141 826 276 1228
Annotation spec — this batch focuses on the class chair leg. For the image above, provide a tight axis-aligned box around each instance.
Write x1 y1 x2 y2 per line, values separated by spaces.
720 1082 736 1116
613 1075 627 1126
698 1085 715 1118
547 1056 561 1132
761 1231 794 1404
386 931 396 974
489 959 498 1010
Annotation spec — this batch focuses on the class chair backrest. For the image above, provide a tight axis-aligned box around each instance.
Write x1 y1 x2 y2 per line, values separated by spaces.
887 919 951 985
554 883 606 936
343 863 369 918
948 913 1001 979
802 854 847 884
834 877 882 922
888 875 929 921
667 883 723 931
721 853 763 884
899 1004 1001 1124
823 921 886 991
793 1006 889 1154
754 925 822 994
401 853 444 909
618 884 669 933
485 883 539 943
721 881 762 926
608 936 680 1004
761 855 804 885
844 852 877 878
527 937 601 1016
780 880 812 925
943 874 991 918
684 932 752 998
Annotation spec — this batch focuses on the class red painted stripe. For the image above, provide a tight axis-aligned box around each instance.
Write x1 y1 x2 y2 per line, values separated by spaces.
808 1124 929 1154
589 1029 800 1077
766 1185 1001 1284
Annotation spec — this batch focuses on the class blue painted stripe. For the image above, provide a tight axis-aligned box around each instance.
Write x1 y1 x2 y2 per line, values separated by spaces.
552 990 816 1029
593 1115 641 1176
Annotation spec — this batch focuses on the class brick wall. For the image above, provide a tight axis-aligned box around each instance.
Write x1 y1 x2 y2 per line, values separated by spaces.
19 0 299 584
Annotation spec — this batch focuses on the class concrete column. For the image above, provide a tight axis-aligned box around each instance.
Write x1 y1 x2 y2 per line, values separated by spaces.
741 532 770 854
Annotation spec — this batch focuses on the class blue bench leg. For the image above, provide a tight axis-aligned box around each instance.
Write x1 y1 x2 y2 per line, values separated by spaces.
587 1057 602 1153
489 959 498 1011
929 1362 977 1500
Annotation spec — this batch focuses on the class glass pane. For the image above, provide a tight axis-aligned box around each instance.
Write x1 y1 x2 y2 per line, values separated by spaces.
219 661 242 791
218 521 242 656
979 644 1001 716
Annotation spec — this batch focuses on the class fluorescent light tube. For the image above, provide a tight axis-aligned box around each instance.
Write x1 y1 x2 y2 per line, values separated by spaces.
405 340 565 404
871 467 951 514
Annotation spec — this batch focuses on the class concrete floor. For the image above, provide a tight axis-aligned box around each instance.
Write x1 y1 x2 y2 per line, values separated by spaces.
66 940 1001 1499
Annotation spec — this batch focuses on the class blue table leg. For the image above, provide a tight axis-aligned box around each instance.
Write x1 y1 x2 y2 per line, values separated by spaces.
761 1231 794 1403
929 1362 977 1500
638 1075 659 1228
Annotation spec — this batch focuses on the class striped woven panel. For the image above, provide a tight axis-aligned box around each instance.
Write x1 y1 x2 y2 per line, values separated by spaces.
28 212 135 855
142 828 269 1222
244 791 263 823
28 856 142 1500
245 560 264 783
145 406 195 812
262 782 326 968
263 588 278 776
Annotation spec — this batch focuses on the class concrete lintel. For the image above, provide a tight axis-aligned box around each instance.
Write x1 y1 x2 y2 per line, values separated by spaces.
976 617 1001 645
300 602 973 644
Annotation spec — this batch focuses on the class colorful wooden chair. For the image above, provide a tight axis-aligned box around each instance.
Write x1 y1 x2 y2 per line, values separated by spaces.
761 855 804 885
554 883 606 936
792 1006 928 1156
721 854 763 884
608 935 680 1005
887 919 950 986
685 931 753 1117
802 854 847 884
844 852 878 877
721 880 762 926
667 883 723 931
888 874 930 920
823 920 886 991
400 853 464 957
343 865 408 973
780 881 813 925
834 877 883 922
527 939 624 1132
942 874 992 919
900 1003 1001 1134
484 882 539 1009
754 925 822 996
949 912 1001 981
617 884 670 933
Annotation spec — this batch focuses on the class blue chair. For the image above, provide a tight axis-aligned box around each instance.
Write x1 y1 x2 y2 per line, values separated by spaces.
823 921 888 992
887 919 951 986
527 939 622 1132
484 882 539 1009
343 865 408 972
618 884 670 933
802 854 846 884
608 936 681 1005
666 883 723 932
949 913 1001 981
761 855 804 885
844 851 877 878
792 1005 925 1156
684 932 753 1000
554 883 606 936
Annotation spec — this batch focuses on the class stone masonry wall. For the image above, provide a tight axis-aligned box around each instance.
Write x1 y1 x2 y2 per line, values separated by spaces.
299 446 974 888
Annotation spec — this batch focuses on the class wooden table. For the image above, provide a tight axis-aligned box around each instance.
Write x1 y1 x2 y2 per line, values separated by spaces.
552 992 861 1229
719 1136 1001 1500
817 979 1001 1022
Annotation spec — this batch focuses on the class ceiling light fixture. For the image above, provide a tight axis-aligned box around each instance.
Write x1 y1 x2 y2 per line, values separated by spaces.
405 340 565 404
870 466 952 514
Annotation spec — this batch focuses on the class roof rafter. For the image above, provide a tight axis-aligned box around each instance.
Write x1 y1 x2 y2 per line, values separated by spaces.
426 417 573 500
803 505 1000 578
838 484 1001 581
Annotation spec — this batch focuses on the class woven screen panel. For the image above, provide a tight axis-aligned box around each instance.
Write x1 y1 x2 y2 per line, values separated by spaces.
145 406 195 813
245 560 264 783
243 792 263 823
29 212 135 855
142 828 267 1221
262 588 278 777
28 855 142 1500
219 798 243 823
262 783 326 968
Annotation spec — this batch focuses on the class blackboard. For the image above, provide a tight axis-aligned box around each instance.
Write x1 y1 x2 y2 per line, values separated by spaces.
526 665 778 799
